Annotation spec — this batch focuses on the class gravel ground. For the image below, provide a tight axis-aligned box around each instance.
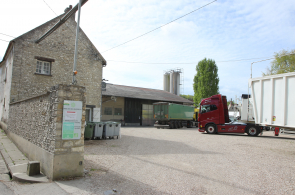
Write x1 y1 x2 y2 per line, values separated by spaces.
64 127 295 195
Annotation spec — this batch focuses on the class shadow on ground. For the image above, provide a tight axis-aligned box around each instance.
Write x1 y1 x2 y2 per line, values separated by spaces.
203 132 295 140
85 134 219 156
56 160 171 195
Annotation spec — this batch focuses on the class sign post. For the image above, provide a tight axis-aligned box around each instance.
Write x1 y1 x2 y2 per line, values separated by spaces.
62 100 83 139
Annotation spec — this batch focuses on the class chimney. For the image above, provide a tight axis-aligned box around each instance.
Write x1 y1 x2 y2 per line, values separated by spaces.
64 5 75 21
64 5 72 13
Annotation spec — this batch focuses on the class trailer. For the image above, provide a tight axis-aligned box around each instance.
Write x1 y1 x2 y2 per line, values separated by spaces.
249 72 295 135
153 102 198 129
198 72 295 136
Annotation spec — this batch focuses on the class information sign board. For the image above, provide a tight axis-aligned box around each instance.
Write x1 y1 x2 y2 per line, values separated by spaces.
62 100 83 140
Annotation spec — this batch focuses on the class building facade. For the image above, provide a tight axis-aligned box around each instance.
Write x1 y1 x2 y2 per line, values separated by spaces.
0 8 106 124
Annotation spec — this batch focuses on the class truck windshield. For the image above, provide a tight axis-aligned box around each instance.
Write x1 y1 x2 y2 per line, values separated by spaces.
201 105 217 113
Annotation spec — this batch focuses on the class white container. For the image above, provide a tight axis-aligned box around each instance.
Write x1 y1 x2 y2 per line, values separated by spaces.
249 72 295 129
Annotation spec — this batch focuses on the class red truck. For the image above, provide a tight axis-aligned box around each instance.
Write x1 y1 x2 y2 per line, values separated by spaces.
198 94 261 136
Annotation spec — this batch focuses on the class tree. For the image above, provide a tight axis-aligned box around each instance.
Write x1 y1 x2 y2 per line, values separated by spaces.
180 95 194 101
263 49 295 76
193 58 219 105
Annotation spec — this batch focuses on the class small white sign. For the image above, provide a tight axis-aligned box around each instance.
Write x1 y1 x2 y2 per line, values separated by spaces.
62 100 83 140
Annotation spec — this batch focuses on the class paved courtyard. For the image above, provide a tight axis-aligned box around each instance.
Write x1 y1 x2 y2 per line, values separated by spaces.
73 127 295 195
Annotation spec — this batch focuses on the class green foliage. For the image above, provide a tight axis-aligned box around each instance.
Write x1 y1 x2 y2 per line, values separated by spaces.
180 94 194 101
193 58 219 105
263 49 295 76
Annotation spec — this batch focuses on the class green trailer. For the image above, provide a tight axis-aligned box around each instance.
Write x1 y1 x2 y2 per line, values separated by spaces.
153 102 198 129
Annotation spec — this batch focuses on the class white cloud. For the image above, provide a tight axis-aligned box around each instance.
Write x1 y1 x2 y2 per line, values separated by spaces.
1 0 295 102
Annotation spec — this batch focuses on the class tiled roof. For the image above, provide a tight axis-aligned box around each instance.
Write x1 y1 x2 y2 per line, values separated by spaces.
102 83 193 104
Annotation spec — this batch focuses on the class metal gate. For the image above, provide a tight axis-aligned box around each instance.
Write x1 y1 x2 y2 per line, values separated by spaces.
142 104 154 126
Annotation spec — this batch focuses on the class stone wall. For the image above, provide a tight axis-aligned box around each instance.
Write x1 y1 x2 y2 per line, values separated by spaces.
9 13 104 114
7 84 86 179
8 92 55 153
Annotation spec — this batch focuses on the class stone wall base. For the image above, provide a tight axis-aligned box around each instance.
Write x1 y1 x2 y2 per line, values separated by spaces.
53 153 84 180
6 131 54 179
0 121 7 131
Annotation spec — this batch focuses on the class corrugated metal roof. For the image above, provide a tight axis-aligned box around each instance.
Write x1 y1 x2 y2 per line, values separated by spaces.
102 83 193 104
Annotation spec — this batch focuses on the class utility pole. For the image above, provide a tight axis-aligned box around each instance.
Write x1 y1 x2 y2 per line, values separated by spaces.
72 0 83 84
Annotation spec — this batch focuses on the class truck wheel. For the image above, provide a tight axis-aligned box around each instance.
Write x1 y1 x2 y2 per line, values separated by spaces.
178 122 182 129
206 124 216 134
177 121 181 129
246 126 259 136
171 122 176 129
175 121 179 129
187 121 191 128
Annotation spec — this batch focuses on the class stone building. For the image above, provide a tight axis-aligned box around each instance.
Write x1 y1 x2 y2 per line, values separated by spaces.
0 5 106 125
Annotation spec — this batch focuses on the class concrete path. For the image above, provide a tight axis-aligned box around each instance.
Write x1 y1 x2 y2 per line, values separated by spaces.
0 129 48 183
0 129 70 194
0 130 13 182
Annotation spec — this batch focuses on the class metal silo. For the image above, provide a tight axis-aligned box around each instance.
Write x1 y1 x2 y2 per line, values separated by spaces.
164 68 183 95
176 72 180 96
170 71 174 93
163 73 170 92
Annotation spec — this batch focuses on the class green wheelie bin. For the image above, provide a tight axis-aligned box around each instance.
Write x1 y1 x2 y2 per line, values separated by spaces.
85 122 96 140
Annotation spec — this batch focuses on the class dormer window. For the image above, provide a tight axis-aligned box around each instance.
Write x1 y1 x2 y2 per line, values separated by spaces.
34 56 54 76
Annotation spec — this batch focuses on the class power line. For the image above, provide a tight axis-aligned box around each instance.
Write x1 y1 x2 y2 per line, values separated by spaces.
0 30 282 64
0 39 10 42
42 0 58 15
0 33 15 38
107 57 274 64
42 0 99 58
102 0 217 53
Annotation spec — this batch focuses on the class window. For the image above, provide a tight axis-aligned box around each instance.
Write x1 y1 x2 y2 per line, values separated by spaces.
34 56 54 75
210 105 217 111
201 104 217 113
114 108 122 115
104 107 112 115
36 60 51 75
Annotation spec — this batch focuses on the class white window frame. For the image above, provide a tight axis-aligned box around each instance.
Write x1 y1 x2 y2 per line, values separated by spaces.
86 108 92 122
36 60 51 75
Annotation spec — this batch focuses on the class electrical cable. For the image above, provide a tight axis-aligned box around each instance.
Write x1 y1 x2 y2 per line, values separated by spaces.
106 57 274 64
41 0 101 59
1 30 292 64
0 39 10 42
42 0 58 15
102 0 217 53
0 33 15 38
0 32 285 64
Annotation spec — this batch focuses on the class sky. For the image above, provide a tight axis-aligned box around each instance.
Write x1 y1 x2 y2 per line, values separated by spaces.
1 0 295 102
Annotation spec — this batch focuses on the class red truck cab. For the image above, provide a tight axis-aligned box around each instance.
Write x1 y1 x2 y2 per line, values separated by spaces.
198 94 260 136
